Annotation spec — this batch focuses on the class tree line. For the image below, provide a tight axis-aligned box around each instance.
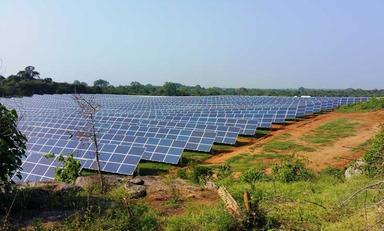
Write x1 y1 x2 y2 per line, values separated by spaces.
1 66 383 97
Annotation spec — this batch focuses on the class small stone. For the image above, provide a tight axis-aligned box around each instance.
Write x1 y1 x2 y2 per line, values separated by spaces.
129 178 144 185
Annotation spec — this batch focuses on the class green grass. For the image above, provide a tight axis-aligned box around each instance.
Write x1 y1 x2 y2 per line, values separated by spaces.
338 97 384 113
212 144 234 151
181 151 213 164
263 140 316 153
225 153 286 172
138 161 172 175
217 174 383 231
254 129 272 138
302 118 359 145
165 203 236 231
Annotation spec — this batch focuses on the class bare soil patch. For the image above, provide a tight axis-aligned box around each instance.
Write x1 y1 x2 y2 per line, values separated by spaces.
205 111 384 171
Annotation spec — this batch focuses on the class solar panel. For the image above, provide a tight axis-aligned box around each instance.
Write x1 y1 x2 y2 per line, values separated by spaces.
0 94 369 183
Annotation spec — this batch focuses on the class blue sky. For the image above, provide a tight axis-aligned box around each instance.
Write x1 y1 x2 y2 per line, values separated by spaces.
0 0 383 89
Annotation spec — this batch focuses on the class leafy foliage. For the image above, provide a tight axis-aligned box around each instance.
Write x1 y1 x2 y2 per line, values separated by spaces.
217 163 232 178
241 168 265 184
190 165 213 184
363 127 384 177
272 159 313 183
54 154 81 183
1 67 384 97
0 104 26 189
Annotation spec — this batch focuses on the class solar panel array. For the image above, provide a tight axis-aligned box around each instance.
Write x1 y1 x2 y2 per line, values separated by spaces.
0 94 369 182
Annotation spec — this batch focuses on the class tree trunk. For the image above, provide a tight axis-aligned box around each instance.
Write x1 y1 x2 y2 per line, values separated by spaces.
92 120 104 193
243 191 251 213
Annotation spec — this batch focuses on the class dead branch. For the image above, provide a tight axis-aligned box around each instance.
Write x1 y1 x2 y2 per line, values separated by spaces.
339 181 384 208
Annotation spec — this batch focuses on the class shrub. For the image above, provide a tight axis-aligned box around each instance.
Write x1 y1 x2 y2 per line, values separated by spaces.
177 169 188 179
272 159 313 183
54 154 81 183
190 165 212 184
217 163 232 178
319 167 345 181
363 128 384 177
241 168 265 184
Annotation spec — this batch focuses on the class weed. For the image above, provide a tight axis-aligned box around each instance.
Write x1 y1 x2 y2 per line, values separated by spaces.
241 168 265 184
272 159 313 183
363 127 384 177
190 165 213 184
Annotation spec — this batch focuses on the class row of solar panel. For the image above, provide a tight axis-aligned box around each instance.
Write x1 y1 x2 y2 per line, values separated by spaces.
0 95 369 183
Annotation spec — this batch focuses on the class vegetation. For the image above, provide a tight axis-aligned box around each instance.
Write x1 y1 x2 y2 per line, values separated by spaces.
363 126 384 177
190 165 213 184
240 168 265 184
54 154 81 184
0 104 26 190
1 66 384 97
339 97 384 112
302 118 359 145
272 159 314 183
0 183 159 231
263 140 315 153
166 204 236 231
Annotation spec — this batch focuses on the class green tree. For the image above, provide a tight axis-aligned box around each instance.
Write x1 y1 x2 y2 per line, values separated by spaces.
93 79 110 88
161 82 178 96
17 66 40 80
0 104 27 189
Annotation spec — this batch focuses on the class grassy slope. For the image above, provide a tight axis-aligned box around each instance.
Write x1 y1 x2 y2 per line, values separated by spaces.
338 97 384 113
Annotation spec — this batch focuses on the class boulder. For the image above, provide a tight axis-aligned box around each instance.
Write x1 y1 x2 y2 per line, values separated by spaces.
345 160 366 179
124 184 147 199
75 176 100 191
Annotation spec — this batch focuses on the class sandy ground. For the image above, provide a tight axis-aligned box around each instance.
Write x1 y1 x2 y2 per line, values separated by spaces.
205 111 384 171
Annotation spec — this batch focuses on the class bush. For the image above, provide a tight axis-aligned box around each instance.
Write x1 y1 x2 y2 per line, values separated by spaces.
190 166 212 184
241 168 265 184
177 169 188 179
217 164 232 179
363 128 384 177
319 167 345 181
272 159 313 183
54 154 81 183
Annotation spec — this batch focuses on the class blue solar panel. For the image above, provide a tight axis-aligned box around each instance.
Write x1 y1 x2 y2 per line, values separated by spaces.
0 94 369 183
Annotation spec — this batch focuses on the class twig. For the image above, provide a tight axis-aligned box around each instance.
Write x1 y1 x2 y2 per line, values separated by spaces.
339 181 384 208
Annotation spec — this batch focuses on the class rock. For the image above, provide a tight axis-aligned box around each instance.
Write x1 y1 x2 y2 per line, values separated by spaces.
54 184 82 194
75 176 100 190
345 160 366 179
124 184 147 199
205 181 218 190
129 178 144 185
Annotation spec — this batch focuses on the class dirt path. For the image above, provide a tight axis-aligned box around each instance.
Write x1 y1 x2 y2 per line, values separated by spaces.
205 111 384 171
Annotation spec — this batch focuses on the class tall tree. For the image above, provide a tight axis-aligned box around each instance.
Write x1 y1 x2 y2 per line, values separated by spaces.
0 104 26 190
93 79 110 88
17 66 40 80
